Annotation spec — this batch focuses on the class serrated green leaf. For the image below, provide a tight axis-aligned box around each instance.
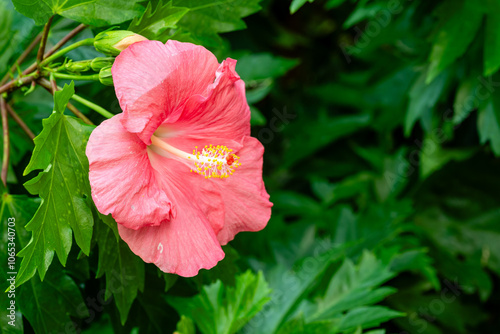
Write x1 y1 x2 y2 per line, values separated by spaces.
172 0 262 46
1 190 88 334
129 0 189 41
243 237 344 334
16 82 95 286
426 0 483 83
11 0 95 25
61 0 144 26
95 220 145 325
18 265 89 334
0 191 38 334
310 251 398 322
277 251 403 333
168 270 271 334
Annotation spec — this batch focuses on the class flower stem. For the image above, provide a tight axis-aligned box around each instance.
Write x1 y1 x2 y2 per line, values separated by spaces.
38 78 113 119
71 93 113 119
22 24 87 77
5 103 35 141
40 38 94 68
0 33 42 86
0 75 37 95
46 24 87 59
52 72 99 81
37 16 54 69
0 97 9 186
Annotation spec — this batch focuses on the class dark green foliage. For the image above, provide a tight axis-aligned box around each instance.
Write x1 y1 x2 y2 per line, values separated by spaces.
2 0 500 333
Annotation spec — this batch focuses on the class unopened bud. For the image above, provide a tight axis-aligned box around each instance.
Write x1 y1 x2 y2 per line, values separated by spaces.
94 30 148 56
65 60 92 73
91 57 115 71
99 66 113 86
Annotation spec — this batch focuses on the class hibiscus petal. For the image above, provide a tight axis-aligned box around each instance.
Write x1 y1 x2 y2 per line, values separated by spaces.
214 136 273 244
112 40 219 145
86 114 174 230
158 59 250 143
117 186 225 277
147 149 226 237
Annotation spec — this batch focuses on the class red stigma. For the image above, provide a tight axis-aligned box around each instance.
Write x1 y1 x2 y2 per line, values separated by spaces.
226 155 235 166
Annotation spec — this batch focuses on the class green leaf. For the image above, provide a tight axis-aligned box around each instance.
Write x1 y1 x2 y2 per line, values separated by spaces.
426 0 483 83
453 77 480 125
405 70 449 136
243 236 345 334
1 189 88 334
283 113 371 167
192 245 241 287
337 306 404 332
11 0 95 25
484 12 500 76
18 265 89 334
168 270 271 334
176 316 196 334
420 138 475 178
310 251 398 322
388 248 440 290
290 0 314 14
62 0 144 27
95 220 145 325
278 252 403 333
478 100 500 155
98 212 119 241
236 53 299 82
128 0 189 41
388 284 487 334
0 191 38 334
271 191 323 217
250 106 266 125
343 2 387 29
325 0 348 9
137 285 173 333
16 82 95 286
276 316 334 334
172 0 262 46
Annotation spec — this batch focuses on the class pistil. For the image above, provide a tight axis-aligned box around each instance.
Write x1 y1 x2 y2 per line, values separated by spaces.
150 135 240 179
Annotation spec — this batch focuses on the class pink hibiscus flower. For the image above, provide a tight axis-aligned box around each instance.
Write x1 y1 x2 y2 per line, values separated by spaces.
86 40 272 277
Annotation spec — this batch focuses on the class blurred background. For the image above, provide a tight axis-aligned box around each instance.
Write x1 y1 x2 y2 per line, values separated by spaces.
1 0 500 333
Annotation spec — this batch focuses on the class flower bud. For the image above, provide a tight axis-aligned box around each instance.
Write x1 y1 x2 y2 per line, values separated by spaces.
91 57 115 71
94 30 148 56
99 65 113 86
64 60 92 73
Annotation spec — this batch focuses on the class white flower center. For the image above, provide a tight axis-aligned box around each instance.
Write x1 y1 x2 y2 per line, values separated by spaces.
150 135 240 179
